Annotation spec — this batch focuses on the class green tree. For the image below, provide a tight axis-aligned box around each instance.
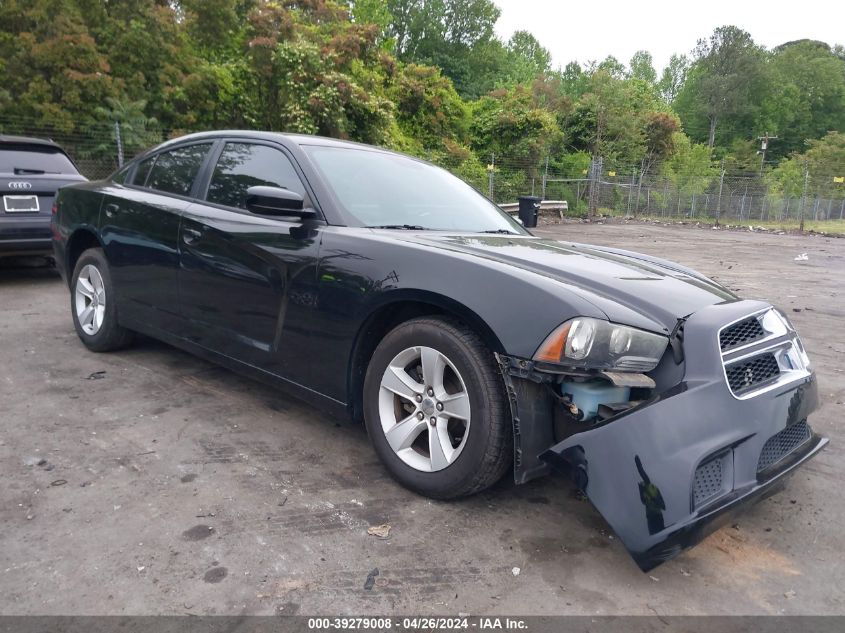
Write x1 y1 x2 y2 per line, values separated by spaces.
757 40 845 159
662 133 715 214
770 132 845 201
0 0 119 131
558 61 590 99
93 97 160 157
675 26 767 149
391 63 469 149
657 53 689 102
629 50 656 84
469 86 562 199
349 0 393 47
566 70 671 167
594 55 626 79
503 30 551 85
386 0 504 97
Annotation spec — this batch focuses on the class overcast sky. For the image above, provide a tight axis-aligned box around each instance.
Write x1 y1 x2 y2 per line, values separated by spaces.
493 0 845 73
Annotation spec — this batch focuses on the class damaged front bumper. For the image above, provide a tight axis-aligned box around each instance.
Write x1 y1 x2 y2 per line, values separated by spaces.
499 300 829 571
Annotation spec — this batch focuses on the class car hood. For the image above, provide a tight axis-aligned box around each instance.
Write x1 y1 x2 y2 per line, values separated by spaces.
402 233 737 333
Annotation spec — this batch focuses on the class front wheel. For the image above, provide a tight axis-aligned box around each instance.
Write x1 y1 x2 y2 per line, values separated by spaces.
70 248 133 352
363 317 512 499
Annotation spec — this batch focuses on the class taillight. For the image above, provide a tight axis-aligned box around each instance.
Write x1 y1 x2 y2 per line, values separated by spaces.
51 202 58 215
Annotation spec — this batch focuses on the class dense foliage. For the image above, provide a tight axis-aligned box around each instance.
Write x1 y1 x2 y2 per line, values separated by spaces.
0 0 843 193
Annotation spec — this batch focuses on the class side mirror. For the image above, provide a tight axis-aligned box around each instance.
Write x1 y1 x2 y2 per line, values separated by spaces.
245 186 315 218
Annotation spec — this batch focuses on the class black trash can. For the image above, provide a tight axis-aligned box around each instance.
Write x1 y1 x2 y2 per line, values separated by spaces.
517 195 541 228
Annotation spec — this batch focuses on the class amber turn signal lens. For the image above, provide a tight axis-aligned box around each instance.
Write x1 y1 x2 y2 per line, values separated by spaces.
534 322 571 363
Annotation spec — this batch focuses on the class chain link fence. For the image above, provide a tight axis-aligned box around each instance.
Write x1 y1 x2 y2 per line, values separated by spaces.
3 117 844 224
486 155 845 224
0 116 169 180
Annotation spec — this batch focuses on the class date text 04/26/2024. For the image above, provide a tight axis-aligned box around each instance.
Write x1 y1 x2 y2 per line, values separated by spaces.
306 617 528 630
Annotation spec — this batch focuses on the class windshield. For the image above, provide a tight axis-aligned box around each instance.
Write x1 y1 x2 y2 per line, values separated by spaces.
0 145 78 175
304 146 526 234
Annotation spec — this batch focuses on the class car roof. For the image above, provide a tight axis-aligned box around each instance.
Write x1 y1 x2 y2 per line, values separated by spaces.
154 130 390 153
0 135 67 151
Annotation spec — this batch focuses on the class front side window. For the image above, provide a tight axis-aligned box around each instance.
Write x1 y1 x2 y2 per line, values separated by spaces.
303 146 525 233
206 143 306 209
146 143 211 196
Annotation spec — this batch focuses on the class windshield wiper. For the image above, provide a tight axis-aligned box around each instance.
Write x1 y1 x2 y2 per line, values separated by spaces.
367 224 429 230
13 167 61 175
480 229 518 234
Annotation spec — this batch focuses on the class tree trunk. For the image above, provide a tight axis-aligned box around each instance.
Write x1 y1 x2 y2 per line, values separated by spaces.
707 115 718 149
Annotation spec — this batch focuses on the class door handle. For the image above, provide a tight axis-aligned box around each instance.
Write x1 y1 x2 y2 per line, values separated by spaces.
104 203 119 218
182 227 202 244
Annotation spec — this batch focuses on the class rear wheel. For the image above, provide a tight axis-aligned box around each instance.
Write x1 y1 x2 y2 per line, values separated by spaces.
70 248 133 352
363 317 512 499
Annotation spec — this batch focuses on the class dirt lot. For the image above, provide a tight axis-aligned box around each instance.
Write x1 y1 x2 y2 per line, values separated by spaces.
1 222 843 616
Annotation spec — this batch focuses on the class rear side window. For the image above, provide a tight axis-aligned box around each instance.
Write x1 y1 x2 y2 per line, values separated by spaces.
0 145 78 175
146 144 211 196
206 143 306 209
112 165 131 184
132 156 156 186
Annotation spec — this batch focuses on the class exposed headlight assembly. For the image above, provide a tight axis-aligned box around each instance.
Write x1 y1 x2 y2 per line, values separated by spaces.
533 317 669 372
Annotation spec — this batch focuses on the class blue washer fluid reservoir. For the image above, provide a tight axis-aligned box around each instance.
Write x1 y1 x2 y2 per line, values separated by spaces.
559 380 631 420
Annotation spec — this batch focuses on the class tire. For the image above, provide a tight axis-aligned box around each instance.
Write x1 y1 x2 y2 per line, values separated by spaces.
363 316 512 499
70 248 133 352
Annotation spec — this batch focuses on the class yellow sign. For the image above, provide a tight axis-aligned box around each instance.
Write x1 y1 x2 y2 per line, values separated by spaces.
608 171 616 177
834 176 844 183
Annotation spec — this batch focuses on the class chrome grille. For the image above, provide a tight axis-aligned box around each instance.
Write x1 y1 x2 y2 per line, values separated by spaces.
693 457 724 507
725 353 780 395
757 421 811 473
720 316 766 351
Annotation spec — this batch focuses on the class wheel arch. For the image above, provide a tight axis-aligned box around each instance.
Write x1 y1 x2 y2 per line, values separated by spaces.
65 229 104 288
346 290 506 423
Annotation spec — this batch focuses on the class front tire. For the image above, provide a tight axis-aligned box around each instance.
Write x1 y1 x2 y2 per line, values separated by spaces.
363 317 512 499
70 248 133 352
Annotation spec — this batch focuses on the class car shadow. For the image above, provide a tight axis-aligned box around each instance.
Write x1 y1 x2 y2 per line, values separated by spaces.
0 256 60 285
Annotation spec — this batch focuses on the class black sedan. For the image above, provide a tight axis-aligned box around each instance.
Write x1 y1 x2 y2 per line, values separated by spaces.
52 131 827 570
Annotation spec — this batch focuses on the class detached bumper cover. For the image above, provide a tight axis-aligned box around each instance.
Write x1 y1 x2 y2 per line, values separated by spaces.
511 300 829 571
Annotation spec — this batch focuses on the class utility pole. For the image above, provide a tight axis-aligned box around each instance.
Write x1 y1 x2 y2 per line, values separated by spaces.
114 121 124 167
716 159 725 225
541 155 549 201
487 153 495 200
757 133 777 175
799 162 809 233
588 156 601 219
626 168 635 217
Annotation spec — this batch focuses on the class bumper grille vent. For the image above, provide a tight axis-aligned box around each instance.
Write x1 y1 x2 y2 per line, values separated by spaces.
725 353 780 394
720 317 766 351
757 421 811 473
693 456 725 508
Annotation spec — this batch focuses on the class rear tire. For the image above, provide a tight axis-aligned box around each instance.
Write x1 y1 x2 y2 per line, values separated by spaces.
70 248 133 352
363 317 512 499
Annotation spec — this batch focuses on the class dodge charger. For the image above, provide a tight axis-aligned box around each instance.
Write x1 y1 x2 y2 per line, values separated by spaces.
52 131 828 570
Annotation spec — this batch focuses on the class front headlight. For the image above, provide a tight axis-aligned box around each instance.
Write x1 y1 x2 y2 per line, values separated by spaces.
533 317 669 372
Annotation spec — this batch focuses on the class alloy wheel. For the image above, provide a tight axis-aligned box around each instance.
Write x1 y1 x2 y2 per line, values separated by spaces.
74 264 106 336
378 346 471 472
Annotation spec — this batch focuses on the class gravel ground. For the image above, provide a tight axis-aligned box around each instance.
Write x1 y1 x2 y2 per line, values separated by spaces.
0 221 843 616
